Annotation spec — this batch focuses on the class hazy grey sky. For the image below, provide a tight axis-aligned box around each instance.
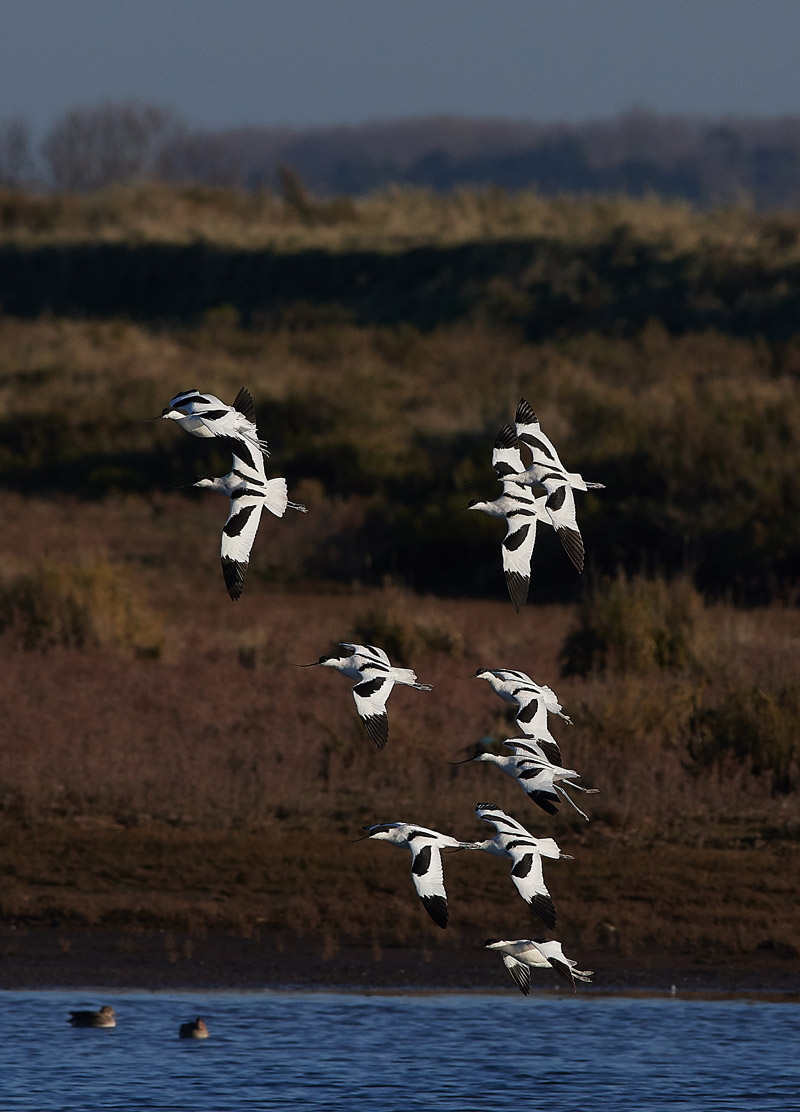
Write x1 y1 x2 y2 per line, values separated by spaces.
3 0 800 134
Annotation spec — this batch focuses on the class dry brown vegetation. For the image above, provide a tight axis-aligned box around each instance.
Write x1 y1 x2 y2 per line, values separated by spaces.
3 179 800 255
0 187 798 984
1 532 798 970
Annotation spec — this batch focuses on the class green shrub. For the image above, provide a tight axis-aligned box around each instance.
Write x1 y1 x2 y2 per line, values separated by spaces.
688 684 800 794
0 559 163 656
560 572 714 677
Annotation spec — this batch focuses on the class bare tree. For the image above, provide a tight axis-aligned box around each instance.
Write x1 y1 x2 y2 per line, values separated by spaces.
42 101 181 191
0 117 36 188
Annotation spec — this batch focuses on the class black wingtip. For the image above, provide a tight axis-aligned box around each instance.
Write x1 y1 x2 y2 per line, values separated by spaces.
505 570 529 612
536 738 563 766
494 424 519 450
515 398 537 426
526 789 560 816
507 960 532 995
221 556 246 601
557 527 585 574
232 387 257 426
363 714 388 750
421 894 449 929
529 893 557 931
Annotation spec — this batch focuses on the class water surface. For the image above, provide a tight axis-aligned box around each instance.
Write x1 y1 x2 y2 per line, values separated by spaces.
1 990 798 1111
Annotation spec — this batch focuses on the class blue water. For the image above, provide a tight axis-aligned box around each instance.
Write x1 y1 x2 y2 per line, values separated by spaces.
1 990 798 1111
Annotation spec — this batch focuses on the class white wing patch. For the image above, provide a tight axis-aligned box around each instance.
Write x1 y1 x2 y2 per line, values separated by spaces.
220 495 265 601
351 673 395 750
409 841 449 928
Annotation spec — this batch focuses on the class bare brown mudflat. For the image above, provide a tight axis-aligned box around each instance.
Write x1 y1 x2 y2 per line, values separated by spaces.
1 924 799 998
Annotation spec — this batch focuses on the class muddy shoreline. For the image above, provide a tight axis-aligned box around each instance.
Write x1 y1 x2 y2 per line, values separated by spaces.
2 927 799 998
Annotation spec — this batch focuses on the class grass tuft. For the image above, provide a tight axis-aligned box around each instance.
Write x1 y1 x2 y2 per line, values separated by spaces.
0 558 163 657
560 573 715 677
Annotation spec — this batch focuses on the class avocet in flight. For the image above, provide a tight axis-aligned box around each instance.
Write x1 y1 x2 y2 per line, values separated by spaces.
464 802 572 928
159 387 269 469
361 822 467 929
452 743 598 821
475 666 571 713
484 938 593 994
192 446 306 601
466 425 551 612
475 667 570 762
304 643 432 749
510 398 605 490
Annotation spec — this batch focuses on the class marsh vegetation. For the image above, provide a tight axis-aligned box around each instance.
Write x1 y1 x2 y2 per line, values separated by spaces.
0 185 798 974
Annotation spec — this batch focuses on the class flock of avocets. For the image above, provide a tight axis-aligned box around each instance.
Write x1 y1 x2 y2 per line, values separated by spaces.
158 388 602 995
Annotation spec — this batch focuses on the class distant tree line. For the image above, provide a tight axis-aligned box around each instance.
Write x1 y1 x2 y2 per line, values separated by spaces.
4 100 800 207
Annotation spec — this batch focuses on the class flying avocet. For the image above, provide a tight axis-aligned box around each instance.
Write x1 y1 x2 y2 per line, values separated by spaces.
304 643 432 749
452 743 598 821
466 425 551 612
361 822 467 928
500 397 605 572
191 443 307 601
509 397 605 493
464 802 572 928
159 388 270 469
475 667 570 762
484 938 593 994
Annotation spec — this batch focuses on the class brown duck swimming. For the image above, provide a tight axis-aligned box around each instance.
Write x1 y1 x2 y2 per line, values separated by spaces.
68 1005 116 1028
179 1017 209 1039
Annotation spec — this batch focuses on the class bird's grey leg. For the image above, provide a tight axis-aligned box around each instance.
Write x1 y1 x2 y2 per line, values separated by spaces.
555 786 590 821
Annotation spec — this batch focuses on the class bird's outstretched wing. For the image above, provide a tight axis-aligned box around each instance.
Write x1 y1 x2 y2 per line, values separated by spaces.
542 480 585 573
351 673 395 749
506 845 555 928
220 493 265 601
516 763 561 815
492 424 524 478
503 735 562 766
340 643 392 668
502 953 532 994
501 498 539 612
514 398 567 471
408 840 449 929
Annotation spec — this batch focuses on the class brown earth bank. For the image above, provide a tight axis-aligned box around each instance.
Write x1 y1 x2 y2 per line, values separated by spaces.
2 927 799 999
1 821 798 996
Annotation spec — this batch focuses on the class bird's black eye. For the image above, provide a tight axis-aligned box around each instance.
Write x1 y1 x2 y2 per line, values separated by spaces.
466 499 479 508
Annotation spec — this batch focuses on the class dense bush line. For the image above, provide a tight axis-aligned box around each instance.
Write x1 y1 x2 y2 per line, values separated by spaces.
0 313 797 601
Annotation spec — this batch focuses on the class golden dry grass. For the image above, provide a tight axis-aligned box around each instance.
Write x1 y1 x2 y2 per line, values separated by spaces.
2 181 800 262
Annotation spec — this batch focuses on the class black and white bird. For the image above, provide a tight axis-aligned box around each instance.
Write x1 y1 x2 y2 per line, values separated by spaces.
508 397 605 493
484 938 593 994
361 822 467 928
467 425 551 612
453 744 598 821
499 397 605 574
500 746 599 821
307 643 432 749
160 387 270 470
475 667 570 763
464 803 572 928
192 446 306 601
